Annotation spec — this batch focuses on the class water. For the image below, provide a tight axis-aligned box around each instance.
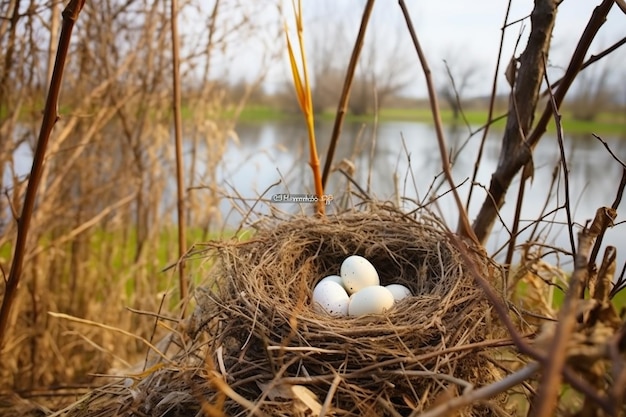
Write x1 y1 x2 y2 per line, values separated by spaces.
6 119 626 270
220 119 626 269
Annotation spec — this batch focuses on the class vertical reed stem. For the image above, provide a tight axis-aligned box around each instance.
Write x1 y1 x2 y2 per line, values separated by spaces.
170 0 188 303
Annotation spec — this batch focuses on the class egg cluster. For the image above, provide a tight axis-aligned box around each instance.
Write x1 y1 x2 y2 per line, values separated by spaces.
311 255 412 317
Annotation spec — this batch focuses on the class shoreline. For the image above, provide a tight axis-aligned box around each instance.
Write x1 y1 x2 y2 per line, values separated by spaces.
234 105 626 137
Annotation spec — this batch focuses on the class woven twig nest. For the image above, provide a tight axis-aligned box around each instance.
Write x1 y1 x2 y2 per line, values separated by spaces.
55 205 509 417
183 205 506 416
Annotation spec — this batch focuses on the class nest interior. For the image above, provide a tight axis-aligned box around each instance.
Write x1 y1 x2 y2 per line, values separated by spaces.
183 206 507 416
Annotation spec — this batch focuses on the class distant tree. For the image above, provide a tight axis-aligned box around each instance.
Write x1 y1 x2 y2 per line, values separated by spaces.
347 27 414 115
276 18 413 115
438 52 480 120
566 62 613 121
228 78 270 106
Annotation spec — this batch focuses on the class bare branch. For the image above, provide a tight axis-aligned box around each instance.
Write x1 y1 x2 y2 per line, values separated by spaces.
472 0 557 243
412 362 541 417
544 58 577 259
399 0 479 246
321 0 376 189
593 134 626 170
530 229 594 417
0 0 86 350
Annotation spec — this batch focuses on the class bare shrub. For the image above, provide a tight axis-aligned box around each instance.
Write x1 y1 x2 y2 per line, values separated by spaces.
0 0 277 392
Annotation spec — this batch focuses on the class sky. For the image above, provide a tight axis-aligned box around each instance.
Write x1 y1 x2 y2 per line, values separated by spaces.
220 0 626 99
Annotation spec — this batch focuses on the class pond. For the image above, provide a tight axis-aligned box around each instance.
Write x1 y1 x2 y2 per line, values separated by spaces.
5 118 626 271
219 119 626 269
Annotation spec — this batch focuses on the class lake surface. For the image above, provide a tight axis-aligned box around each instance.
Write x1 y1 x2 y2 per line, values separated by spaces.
5 118 625 271
219 119 626 269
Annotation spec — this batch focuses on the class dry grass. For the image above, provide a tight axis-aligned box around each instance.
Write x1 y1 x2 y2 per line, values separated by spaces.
2 1 626 416
45 203 517 417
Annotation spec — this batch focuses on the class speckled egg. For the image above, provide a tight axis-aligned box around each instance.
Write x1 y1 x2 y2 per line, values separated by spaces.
341 255 379 295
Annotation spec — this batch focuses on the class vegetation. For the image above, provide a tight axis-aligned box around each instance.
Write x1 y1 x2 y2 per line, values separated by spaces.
1 0 626 415
0 0 275 394
235 105 626 137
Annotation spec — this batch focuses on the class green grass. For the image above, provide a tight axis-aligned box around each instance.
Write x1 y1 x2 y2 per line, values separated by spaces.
378 107 509 126
7 97 623 137
0 225 244 301
610 288 626 312
513 277 626 312
377 107 625 137
233 105 625 137
236 105 294 122
556 116 626 137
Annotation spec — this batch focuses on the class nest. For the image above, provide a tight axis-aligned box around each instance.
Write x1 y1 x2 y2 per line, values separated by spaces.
58 205 509 417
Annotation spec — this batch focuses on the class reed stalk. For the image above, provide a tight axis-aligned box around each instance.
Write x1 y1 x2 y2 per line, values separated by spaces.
285 0 325 216
170 0 188 304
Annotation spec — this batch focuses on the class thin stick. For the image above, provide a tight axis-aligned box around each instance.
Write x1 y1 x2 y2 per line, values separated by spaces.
170 0 188 303
593 134 626 170
143 292 168 372
527 0 615 148
321 0 376 189
530 230 594 417
544 59 576 258
398 0 479 247
0 0 85 349
503 25 530 273
208 370 269 417
541 37 626 96
319 373 342 417
48 312 173 364
412 362 541 417
504 164 528 271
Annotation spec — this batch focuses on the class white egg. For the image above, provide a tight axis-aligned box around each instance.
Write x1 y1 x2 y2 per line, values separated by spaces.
312 280 349 316
341 255 379 295
348 285 395 316
318 275 344 287
385 284 412 301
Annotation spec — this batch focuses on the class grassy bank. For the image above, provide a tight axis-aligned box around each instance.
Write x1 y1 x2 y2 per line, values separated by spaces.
236 105 626 137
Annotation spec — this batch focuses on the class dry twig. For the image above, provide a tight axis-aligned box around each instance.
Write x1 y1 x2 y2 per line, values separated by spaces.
170 0 188 303
466 0 512 211
530 230 594 417
398 0 479 247
321 0 376 189
412 362 541 417
0 0 86 349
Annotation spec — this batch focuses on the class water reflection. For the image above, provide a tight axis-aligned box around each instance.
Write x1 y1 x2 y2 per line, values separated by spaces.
223 120 626 267
6 118 623 268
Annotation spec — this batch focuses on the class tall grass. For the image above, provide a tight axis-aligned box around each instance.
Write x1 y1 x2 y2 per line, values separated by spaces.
0 0 275 397
285 0 325 215
0 0 625 415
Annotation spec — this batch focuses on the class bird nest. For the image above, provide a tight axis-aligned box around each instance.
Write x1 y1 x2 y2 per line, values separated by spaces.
57 205 511 416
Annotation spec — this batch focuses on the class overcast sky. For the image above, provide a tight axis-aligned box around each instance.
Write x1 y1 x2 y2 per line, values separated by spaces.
218 0 626 99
